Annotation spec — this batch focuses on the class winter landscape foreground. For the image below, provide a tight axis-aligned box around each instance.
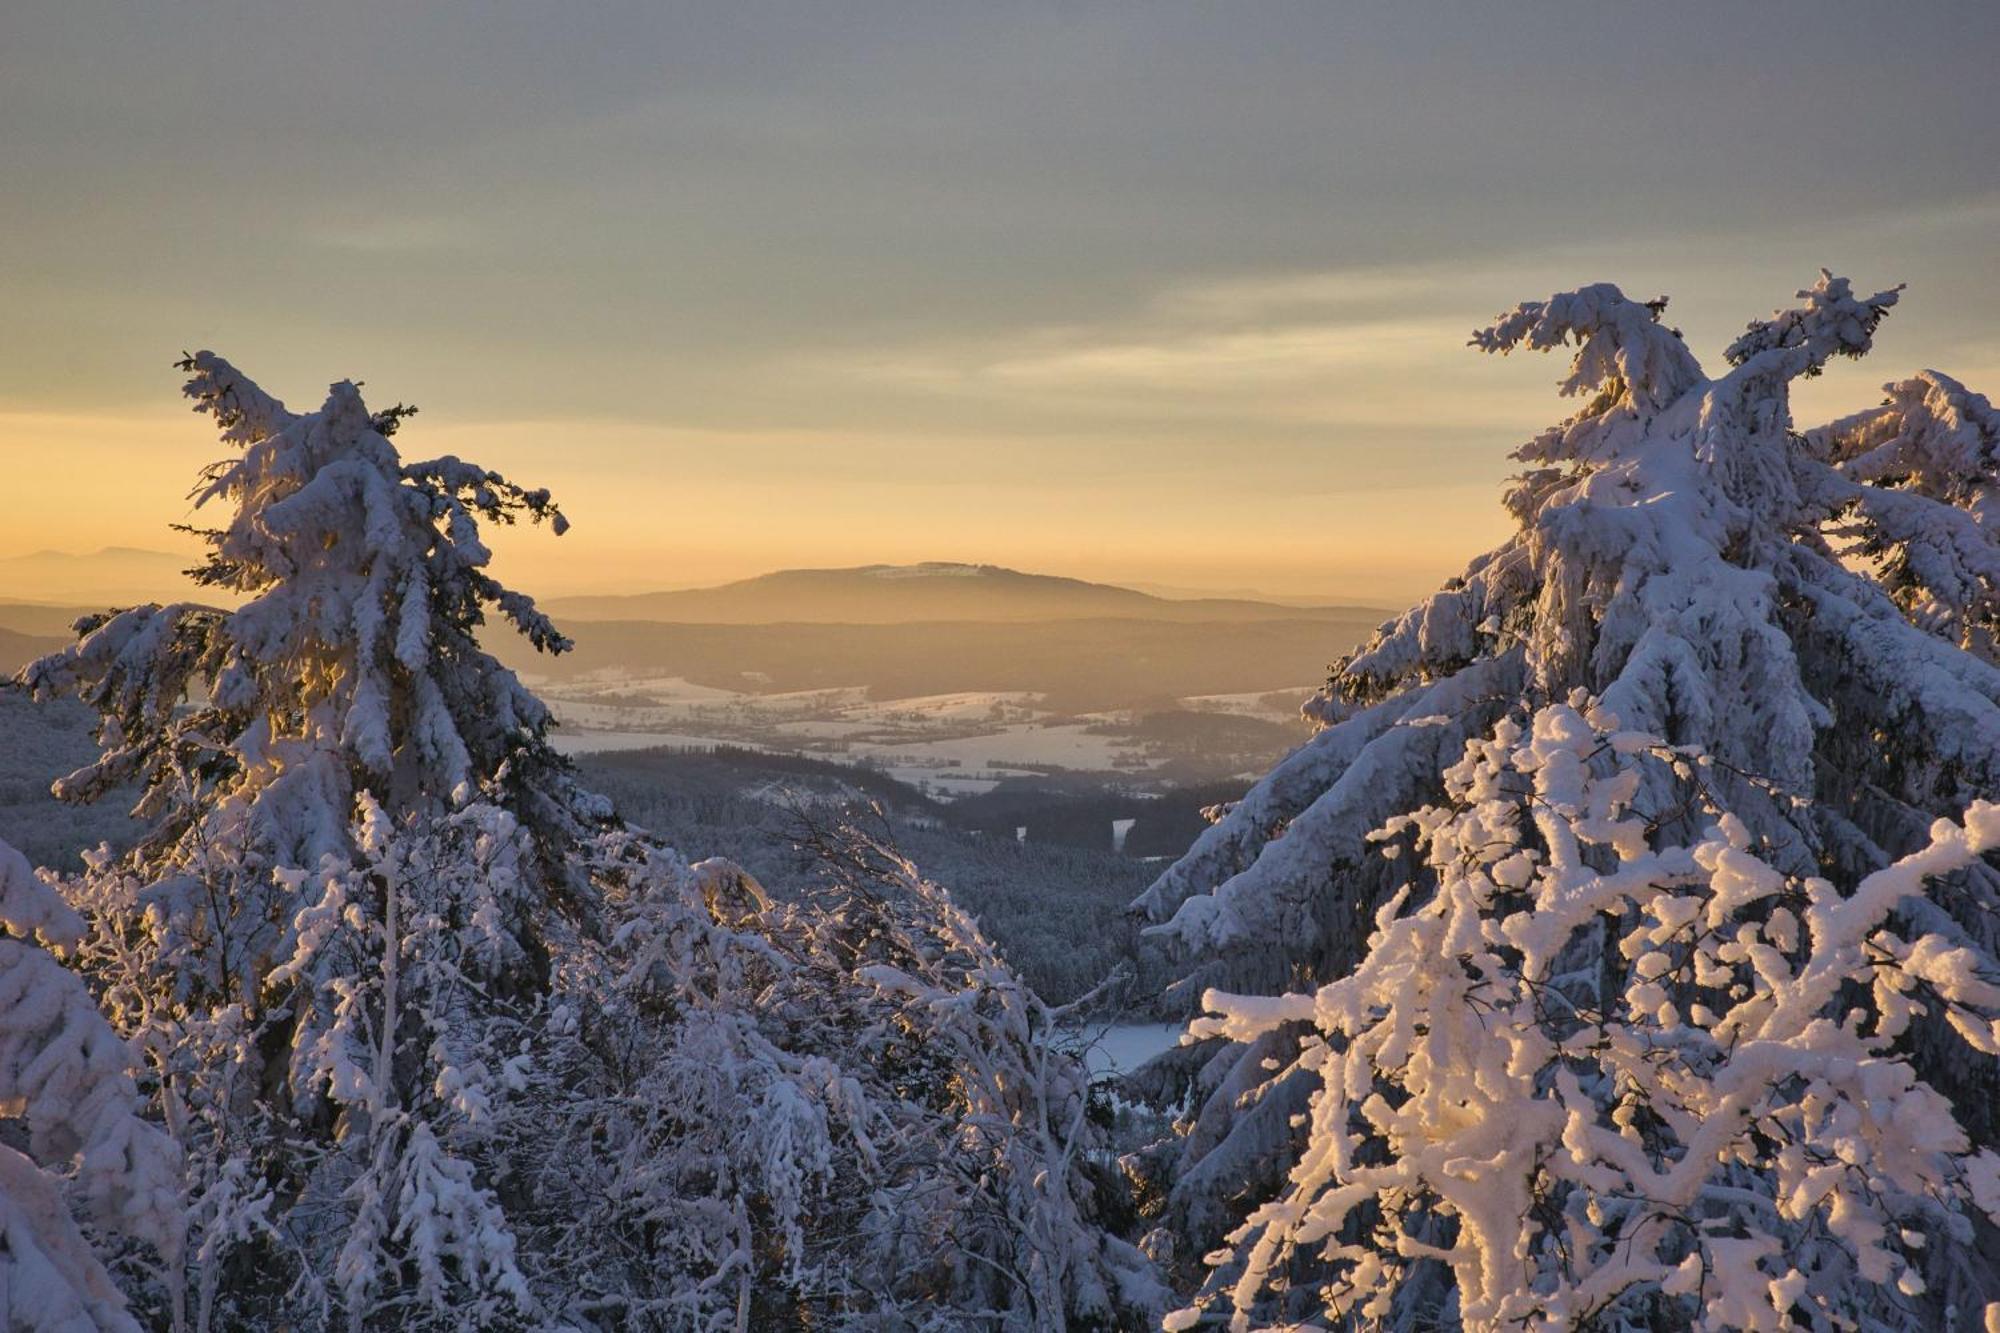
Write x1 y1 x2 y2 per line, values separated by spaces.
4 273 2000 1331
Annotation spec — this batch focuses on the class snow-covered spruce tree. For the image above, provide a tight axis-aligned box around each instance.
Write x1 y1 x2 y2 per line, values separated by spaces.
1170 701 2000 1330
522 821 1165 1330
21 354 592 1330
794 824 1162 1329
1128 275 2000 1304
0 834 181 1332
21 353 1156 1331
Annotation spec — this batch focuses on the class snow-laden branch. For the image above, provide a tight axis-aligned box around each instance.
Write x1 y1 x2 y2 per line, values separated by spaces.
0 838 181 1332
1175 702 2000 1331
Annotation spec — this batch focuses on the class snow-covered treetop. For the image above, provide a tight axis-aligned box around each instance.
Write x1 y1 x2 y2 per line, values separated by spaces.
1472 282 1703 431
1126 279 2000 1292
1137 274 2000 1007
23 354 591 877
1343 273 1931 716
1807 368 2000 656
1721 270 1901 373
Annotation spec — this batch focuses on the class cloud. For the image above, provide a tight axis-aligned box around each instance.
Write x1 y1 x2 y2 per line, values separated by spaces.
806 199 2000 442
1149 265 1472 321
303 217 478 254
978 319 1459 387
817 266 1555 432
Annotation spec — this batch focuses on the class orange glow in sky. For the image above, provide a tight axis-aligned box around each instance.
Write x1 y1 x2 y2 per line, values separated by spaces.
5 5 1997 608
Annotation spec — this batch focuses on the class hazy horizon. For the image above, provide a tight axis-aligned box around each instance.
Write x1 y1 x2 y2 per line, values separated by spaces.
0 545 1395 611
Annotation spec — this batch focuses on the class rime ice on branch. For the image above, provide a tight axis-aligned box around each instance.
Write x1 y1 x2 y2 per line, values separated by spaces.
1131 274 2000 1324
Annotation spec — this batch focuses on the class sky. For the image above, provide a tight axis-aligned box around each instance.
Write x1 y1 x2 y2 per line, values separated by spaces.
4 1 1998 606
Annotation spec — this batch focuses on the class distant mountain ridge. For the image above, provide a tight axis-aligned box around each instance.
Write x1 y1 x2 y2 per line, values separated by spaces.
0 546 193 606
542 562 1386 625
0 563 1395 710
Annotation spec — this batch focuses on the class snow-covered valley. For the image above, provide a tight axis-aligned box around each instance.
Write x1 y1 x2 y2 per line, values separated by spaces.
537 673 1313 797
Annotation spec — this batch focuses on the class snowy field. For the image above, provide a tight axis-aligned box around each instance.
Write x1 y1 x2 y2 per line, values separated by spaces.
1070 1022 1184 1080
538 675 1287 796
1173 687 1315 721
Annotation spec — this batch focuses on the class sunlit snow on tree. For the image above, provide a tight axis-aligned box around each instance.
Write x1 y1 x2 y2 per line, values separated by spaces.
1133 275 2000 1329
